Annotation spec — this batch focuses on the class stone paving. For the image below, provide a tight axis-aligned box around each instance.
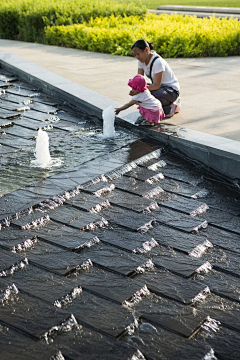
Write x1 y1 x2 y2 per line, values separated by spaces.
1 66 240 360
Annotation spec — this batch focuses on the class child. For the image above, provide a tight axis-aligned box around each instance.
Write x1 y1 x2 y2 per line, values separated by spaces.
115 74 165 125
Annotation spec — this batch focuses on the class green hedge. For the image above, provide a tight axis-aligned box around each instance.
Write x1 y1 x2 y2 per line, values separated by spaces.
0 0 146 42
44 13 240 57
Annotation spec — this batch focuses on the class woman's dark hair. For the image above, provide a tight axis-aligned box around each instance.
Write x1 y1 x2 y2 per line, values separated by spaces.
131 39 154 51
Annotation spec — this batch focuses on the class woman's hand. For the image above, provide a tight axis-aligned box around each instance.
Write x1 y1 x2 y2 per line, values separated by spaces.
115 108 121 115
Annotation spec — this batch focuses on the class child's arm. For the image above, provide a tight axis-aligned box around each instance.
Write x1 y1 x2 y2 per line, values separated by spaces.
115 99 138 115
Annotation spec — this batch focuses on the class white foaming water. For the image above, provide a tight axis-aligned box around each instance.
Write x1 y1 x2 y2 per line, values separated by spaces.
31 128 62 168
31 128 51 167
102 106 115 138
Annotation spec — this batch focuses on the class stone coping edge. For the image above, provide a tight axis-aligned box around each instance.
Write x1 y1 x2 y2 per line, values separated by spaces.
0 51 239 183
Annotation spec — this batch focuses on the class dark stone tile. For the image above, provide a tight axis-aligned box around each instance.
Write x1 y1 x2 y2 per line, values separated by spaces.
6 86 41 98
160 166 204 185
96 227 157 253
203 193 240 215
199 209 240 235
149 223 212 256
0 291 72 339
102 206 156 233
111 176 155 196
52 324 143 360
0 133 34 147
151 247 210 278
125 166 164 183
37 225 100 251
0 189 46 224
0 227 38 252
82 242 151 276
5 124 37 139
0 144 17 155
73 267 148 305
121 320 213 360
198 295 240 333
100 187 158 213
0 248 28 274
8 264 81 305
11 210 51 230
0 324 61 360
1 93 32 104
205 247 240 278
25 177 76 197
201 225 240 254
200 270 240 303
0 108 21 120
23 109 52 121
135 269 210 304
48 204 108 231
142 312 206 338
66 192 111 213
28 101 58 114
66 289 134 337
26 241 93 276
153 207 208 233
160 195 209 216
196 326 240 360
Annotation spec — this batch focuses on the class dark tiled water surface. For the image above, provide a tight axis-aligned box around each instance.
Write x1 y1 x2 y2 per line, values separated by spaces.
1 69 240 359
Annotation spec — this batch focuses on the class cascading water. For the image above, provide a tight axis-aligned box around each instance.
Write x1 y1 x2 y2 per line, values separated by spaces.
102 106 115 138
31 128 52 168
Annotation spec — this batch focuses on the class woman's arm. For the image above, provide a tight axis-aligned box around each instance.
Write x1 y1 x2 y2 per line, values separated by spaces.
148 71 163 91
138 68 144 76
115 99 138 115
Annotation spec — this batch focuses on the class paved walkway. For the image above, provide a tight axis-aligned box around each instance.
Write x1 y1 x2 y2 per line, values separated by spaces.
1 39 240 141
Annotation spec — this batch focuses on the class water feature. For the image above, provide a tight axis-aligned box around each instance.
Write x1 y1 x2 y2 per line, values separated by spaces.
31 128 51 168
102 105 115 138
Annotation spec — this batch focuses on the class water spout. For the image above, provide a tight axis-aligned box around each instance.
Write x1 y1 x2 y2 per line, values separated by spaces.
31 128 52 168
102 106 115 138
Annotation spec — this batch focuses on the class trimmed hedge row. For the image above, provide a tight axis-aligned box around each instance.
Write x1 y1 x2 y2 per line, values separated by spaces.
0 0 146 42
44 13 240 57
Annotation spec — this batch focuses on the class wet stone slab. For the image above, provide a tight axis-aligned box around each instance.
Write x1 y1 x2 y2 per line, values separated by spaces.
0 189 47 224
0 291 72 339
205 247 240 277
196 325 240 360
0 324 62 360
47 204 108 230
199 270 240 303
71 267 148 305
35 225 100 251
149 223 212 255
11 209 50 230
134 269 210 304
50 324 144 360
65 289 134 338
0 248 28 274
160 195 209 216
198 208 240 235
80 242 152 277
152 207 208 233
98 187 158 212
201 225 240 254
0 227 38 252
66 192 111 213
96 227 158 253
0 133 34 148
6 264 82 305
151 247 210 278
0 144 17 155
4 124 38 139
121 320 213 360
0 108 21 120
109 176 157 196
101 205 156 232
159 165 204 185
26 241 94 276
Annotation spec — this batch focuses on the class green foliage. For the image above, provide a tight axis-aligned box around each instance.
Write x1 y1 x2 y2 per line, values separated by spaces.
0 0 146 42
44 13 240 57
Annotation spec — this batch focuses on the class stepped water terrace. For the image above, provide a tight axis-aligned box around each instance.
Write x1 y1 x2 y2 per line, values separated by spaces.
0 66 240 360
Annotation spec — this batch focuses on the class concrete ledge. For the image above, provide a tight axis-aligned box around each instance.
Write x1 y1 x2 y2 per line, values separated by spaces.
0 51 239 182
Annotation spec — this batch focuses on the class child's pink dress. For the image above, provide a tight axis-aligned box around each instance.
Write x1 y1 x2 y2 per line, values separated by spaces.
132 89 165 123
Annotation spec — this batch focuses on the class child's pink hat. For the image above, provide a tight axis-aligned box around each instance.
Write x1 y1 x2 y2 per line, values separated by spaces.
128 74 148 92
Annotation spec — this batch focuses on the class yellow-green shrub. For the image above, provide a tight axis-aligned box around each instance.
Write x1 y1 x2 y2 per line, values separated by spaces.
0 0 146 42
44 13 240 57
